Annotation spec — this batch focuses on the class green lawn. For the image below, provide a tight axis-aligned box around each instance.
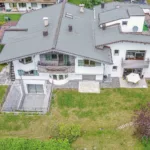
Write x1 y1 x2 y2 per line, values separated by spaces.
0 87 150 149
0 64 7 72
0 14 21 22
0 85 8 105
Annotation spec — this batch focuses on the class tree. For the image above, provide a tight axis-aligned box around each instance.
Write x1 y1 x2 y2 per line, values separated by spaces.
134 103 150 139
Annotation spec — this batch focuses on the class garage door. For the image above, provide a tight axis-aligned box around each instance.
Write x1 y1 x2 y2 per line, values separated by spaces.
82 75 96 80
27 84 44 94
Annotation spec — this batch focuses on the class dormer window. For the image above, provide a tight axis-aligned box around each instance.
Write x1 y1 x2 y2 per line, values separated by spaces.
122 21 128 25
19 57 32 64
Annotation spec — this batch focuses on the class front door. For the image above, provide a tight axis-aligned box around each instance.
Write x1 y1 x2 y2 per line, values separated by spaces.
59 54 64 65
27 84 44 94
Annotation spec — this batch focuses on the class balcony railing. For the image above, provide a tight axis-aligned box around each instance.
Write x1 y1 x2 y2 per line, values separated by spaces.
121 58 150 68
37 61 75 73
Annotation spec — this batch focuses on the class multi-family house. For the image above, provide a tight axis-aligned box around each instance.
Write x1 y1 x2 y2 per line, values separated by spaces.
0 0 57 12
0 2 150 94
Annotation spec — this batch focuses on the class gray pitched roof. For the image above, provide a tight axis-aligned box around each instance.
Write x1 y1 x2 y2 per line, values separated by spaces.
1 2 150 65
0 3 63 62
99 8 129 25
0 2 113 64
95 24 150 47
97 3 144 25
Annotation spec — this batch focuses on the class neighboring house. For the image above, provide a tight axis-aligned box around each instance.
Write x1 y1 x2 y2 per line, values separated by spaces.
1 2 150 94
0 0 57 12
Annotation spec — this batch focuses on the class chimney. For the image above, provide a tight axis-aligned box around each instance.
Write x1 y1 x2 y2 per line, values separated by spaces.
68 25 73 32
101 2 105 9
101 24 106 30
43 17 49 37
79 4 85 13
43 17 49 27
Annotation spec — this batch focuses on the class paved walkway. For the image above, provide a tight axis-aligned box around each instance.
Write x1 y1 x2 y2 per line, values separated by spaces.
79 81 100 93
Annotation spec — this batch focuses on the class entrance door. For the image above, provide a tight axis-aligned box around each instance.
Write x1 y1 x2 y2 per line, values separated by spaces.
27 84 44 94
59 54 64 65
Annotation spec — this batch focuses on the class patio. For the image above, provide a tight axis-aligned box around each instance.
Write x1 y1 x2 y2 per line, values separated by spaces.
2 80 52 113
119 78 148 88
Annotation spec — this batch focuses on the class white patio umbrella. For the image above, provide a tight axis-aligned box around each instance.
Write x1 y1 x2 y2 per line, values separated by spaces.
126 73 141 84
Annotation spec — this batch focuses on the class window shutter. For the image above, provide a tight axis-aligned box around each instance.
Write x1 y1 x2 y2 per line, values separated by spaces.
64 55 69 65
18 70 24 76
34 70 39 76
45 54 51 60
78 60 84 66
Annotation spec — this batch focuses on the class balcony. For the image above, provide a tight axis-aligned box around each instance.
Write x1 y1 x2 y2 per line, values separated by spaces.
121 58 150 68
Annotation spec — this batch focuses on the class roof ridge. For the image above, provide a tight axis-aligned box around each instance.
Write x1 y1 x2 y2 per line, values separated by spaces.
52 1 66 49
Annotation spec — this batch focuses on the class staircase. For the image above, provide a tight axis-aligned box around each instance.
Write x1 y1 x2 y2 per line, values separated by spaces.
10 62 15 81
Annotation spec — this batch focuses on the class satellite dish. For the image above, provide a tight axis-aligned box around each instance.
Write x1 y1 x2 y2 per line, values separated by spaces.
132 26 138 32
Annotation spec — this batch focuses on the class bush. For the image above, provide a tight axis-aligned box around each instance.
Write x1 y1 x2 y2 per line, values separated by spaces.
0 138 72 150
134 103 150 139
59 124 81 143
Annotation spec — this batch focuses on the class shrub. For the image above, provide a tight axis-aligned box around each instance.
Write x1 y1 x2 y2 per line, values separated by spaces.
134 103 150 139
0 138 72 150
59 124 81 143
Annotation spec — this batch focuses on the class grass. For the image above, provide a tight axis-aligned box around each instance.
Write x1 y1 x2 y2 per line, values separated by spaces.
143 24 149 31
0 85 8 105
0 64 7 72
0 14 21 22
0 88 150 149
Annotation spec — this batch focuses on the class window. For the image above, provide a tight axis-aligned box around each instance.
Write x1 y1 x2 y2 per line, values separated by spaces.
18 70 38 76
112 66 117 71
65 74 68 79
51 54 57 60
84 59 89 66
9 3 17 8
53 75 57 80
78 59 98 66
19 3 26 8
114 50 119 56
31 3 37 8
59 75 63 80
122 21 128 25
19 57 32 64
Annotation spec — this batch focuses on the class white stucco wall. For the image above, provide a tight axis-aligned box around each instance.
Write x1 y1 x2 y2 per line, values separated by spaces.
75 57 104 75
107 42 150 78
106 16 145 32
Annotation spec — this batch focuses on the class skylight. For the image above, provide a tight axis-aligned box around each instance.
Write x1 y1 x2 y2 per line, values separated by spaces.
65 13 73 19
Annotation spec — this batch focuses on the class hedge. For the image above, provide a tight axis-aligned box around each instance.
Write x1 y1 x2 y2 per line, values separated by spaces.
0 138 72 150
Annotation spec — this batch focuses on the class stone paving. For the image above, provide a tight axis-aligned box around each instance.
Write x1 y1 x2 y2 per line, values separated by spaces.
79 81 100 93
0 65 12 85
100 77 120 88
53 80 79 89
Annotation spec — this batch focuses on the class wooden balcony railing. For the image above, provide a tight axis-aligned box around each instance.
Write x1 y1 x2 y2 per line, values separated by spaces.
37 61 75 73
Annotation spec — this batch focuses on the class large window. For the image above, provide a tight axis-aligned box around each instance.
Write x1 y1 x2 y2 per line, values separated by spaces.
27 84 44 94
19 3 26 8
51 74 68 80
126 50 145 60
19 57 32 64
114 50 119 56
112 66 117 71
31 3 37 8
9 3 17 8
78 59 101 67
